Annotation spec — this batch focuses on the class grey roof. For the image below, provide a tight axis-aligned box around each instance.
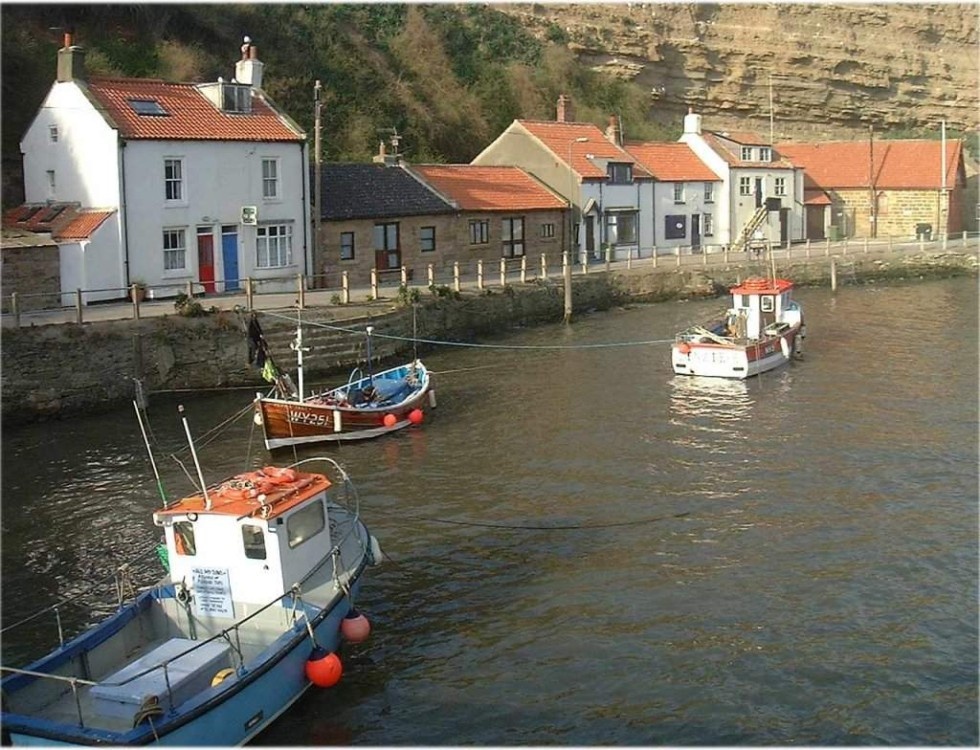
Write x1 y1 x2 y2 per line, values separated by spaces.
316 163 456 221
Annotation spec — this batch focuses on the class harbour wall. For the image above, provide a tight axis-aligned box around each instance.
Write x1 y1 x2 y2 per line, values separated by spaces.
1 251 975 426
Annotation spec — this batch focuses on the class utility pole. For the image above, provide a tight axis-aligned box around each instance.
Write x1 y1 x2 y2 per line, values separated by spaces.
313 80 323 287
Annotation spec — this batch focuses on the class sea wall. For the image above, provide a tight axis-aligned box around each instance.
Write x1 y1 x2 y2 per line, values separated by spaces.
1 251 975 426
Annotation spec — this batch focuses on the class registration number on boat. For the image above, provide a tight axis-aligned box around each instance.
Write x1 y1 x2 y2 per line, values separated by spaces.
287 409 329 426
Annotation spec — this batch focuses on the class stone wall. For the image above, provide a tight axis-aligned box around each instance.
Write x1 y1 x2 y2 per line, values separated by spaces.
0 240 61 312
829 188 956 238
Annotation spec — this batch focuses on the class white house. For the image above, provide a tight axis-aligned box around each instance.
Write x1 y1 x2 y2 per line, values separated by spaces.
623 142 723 253
678 110 804 250
472 97 655 263
19 34 309 303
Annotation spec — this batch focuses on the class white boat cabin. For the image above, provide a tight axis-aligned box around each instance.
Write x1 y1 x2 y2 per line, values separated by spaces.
153 468 335 614
725 277 802 340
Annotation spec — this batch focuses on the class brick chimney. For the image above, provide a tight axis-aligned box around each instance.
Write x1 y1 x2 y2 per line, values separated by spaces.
605 115 622 146
56 32 85 83
235 36 264 89
556 93 573 123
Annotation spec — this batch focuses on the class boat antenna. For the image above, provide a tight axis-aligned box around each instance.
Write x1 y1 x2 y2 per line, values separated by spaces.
412 304 419 362
134 400 167 506
178 404 211 510
290 307 310 402
365 326 375 385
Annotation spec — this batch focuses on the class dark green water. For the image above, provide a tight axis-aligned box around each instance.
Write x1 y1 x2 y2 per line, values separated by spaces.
2 278 977 745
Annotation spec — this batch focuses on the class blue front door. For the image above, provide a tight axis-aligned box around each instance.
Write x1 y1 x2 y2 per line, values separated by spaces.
222 226 239 292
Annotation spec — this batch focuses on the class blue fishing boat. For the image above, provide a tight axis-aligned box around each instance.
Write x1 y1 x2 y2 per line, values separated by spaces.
0 409 382 746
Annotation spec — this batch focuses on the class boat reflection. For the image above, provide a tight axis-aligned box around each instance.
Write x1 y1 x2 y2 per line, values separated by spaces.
668 375 755 424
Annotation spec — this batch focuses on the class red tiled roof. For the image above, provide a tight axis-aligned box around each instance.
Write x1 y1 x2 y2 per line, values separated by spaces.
702 132 796 169
718 131 770 145
517 120 652 179
3 203 115 241
776 139 963 190
84 77 303 141
412 165 565 211
804 189 832 206
623 142 720 181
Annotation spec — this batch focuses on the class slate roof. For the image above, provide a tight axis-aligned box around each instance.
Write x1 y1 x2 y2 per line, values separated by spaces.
318 163 455 221
623 142 720 181
3 203 115 241
703 132 796 169
776 139 964 190
516 120 653 180
411 165 566 211
83 77 303 141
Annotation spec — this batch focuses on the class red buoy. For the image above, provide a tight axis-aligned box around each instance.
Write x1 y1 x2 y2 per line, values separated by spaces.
305 647 342 688
677 342 691 355
340 609 371 644
408 409 424 425
383 413 397 427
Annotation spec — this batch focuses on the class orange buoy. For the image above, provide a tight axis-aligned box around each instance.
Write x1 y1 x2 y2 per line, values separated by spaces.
305 647 342 688
383 413 397 427
408 409 424 425
340 609 371 644
677 342 691 355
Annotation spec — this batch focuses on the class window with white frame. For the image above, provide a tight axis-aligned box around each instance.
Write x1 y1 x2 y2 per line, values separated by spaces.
420 226 436 252
469 219 489 245
673 183 684 203
261 158 279 200
163 228 187 271
48 125 58 142
164 158 183 202
774 177 786 196
759 147 771 162
256 223 293 268
703 213 714 236
739 176 752 196
704 182 714 203
340 231 355 260
501 217 525 258
740 146 753 161
606 210 638 246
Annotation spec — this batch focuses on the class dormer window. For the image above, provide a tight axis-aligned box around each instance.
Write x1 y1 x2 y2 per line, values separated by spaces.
222 84 252 114
740 146 753 161
607 163 632 184
759 147 771 162
129 99 168 117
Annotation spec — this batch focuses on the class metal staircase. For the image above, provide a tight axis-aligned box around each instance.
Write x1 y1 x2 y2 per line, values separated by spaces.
732 205 769 252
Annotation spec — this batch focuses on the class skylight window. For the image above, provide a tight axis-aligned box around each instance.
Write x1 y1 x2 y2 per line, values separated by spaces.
128 99 168 117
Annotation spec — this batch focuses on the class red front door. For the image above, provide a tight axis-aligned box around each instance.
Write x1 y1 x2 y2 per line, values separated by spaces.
197 231 215 293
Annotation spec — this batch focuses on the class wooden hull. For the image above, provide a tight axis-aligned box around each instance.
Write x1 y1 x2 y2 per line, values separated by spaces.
672 326 803 379
257 362 432 449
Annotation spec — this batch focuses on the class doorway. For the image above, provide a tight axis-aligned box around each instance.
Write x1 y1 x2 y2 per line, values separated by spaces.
221 226 240 291
691 214 701 250
197 228 216 294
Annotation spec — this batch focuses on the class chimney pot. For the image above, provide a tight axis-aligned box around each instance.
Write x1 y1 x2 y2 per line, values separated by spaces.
63 32 73 49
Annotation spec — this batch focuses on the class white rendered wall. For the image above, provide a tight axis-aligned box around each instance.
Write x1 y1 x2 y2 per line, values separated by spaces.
652 181 724 250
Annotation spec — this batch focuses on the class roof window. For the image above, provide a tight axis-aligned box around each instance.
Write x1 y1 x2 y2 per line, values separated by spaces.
128 99 168 117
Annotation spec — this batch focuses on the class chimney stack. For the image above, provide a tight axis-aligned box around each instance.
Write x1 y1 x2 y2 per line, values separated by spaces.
56 33 85 83
683 107 703 136
235 35 264 89
557 93 573 123
605 115 622 146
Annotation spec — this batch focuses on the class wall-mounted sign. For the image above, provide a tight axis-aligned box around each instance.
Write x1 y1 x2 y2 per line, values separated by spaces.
241 206 257 225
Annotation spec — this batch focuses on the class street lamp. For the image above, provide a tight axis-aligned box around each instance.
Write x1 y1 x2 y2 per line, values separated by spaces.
564 136 588 323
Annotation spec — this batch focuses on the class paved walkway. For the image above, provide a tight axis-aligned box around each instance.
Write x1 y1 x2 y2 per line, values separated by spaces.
3 236 974 328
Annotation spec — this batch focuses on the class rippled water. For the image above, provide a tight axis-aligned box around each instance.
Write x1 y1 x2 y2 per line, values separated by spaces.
2 278 977 745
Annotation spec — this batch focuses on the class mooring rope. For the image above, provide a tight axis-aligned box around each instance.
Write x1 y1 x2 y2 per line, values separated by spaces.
418 511 691 531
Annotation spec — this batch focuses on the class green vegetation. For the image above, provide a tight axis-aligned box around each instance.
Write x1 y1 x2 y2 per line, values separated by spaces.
0 3 672 167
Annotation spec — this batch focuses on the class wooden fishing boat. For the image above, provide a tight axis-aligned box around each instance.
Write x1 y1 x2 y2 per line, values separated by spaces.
671 276 805 379
0 409 383 746
247 315 434 450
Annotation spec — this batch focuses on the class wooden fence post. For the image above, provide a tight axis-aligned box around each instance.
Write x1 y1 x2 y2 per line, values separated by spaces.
75 288 83 324
342 271 350 304
477 259 484 290
453 262 461 292
520 255 527 283
427 264 435 287
400 266 408 287
297 273 305 309
370 268 379 299
540 253 548 280
246 277 254 310
500 257 506 287
11 292 20 328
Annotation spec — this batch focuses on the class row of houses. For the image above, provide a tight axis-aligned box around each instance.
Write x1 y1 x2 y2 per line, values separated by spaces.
2 34 970 305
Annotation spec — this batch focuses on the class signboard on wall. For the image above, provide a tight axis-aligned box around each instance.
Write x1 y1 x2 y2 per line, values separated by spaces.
241 206 257 225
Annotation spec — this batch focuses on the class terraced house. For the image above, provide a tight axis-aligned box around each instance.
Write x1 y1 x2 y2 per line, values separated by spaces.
16 34 309 303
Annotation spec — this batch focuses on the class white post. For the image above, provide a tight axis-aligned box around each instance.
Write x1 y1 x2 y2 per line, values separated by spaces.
500 257 506 287
520 255 527 283
401 265 408 286
540 253 548 280
453 261 461 292
477 259 484 290
427 264 435 287
370 268 378 299
342 271 350 304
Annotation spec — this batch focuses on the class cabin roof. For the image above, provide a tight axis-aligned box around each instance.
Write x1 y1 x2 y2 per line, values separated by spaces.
155 470 331 521
730 277 795 295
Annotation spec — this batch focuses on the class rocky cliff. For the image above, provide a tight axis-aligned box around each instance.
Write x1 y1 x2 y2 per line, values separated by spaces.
501 3 978 140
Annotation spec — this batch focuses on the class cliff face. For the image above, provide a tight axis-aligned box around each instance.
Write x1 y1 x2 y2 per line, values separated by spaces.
501 3 978 140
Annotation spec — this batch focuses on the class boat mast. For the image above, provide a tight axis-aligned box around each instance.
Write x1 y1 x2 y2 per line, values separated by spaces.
290 311 308 402
134 400 167 506
365 326 375 385
179 405 211 510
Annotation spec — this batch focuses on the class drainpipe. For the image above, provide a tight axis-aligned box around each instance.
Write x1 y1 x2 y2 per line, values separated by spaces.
120 137 131 285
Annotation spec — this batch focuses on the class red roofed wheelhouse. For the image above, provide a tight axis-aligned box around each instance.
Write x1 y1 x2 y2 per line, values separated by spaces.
18 33 309 304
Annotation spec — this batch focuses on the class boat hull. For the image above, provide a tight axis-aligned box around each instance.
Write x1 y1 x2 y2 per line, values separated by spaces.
672 327 801 379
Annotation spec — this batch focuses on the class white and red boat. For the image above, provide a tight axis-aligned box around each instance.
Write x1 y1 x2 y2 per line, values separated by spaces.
671 276 805 379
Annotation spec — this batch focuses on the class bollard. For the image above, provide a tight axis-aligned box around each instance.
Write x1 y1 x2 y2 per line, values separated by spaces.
427 264 434 287
653 249 658 268
297 273 305 309
540 253 548 280
370 268 378 299
400 265 408 287
477 259 484 290
76 288 83 324
246 277 254 311
520 255 527 283
342 272 350 304
130 284 141 320
500 257 507 287
453 261 461 292
627 250 632 270
831 257 837 292
582 258 588 275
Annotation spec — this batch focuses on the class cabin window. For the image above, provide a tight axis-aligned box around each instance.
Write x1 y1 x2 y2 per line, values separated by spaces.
241 524 266 560
173 521 197 556
761 295 775 313
287 501 325 549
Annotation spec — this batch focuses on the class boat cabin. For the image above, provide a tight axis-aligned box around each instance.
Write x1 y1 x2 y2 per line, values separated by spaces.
153 468 335 613
726 277 798 340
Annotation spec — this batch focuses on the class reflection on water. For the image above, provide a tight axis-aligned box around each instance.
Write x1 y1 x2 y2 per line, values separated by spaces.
669 374 754 423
